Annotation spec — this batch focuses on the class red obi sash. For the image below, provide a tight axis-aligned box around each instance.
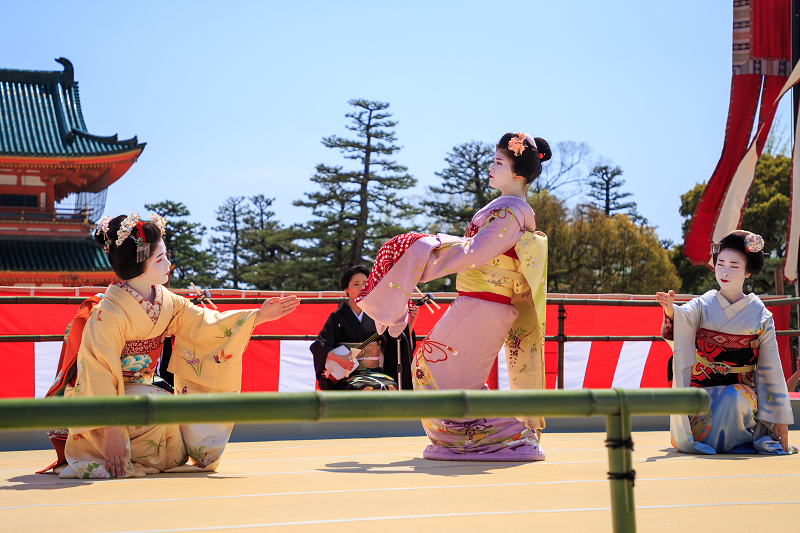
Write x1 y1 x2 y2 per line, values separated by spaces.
691 328 758 388
457 291 512 305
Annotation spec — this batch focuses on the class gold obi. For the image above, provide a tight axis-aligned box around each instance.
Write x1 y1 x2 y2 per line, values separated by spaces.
338 341 384 370
456 253 530 299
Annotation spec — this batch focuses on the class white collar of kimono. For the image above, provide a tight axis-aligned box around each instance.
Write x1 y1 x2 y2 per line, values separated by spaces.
714 291 756 321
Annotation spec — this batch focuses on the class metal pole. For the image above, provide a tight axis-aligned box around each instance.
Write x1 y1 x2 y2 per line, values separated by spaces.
396 336 402 391
557 303 565 389
606 389 636 532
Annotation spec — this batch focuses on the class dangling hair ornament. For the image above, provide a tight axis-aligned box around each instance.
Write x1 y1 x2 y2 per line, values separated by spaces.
134 221 150 263
96 216 113 253
744 233 764 253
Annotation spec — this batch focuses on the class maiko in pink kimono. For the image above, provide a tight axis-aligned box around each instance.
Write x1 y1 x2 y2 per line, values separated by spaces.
357 132 551 462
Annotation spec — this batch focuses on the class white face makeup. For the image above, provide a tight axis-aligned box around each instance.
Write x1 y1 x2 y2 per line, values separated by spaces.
140 239 171 286
714 248 750 293
345 272 368 303
488 150 520 192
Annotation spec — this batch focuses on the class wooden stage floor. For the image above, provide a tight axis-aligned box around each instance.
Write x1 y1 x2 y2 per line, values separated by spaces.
1 430 798 532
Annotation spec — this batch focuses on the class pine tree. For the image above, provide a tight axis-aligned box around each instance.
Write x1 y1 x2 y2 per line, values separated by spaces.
239 195 301 290
586 165 636 217
295 99 418 275
423 141 497 234
144 200 215 288
211 196 251 289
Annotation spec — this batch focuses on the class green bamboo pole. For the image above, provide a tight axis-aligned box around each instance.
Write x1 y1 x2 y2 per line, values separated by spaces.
0 388 709 430
606 389 636 532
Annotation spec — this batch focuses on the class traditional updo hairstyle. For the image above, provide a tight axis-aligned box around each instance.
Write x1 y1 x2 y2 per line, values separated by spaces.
340 265 370 291
95 214 164 280
496 133 553 184
711 230 765 276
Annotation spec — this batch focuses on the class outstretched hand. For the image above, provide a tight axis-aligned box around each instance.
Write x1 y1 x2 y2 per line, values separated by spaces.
255 295 301 325
655 290 675 320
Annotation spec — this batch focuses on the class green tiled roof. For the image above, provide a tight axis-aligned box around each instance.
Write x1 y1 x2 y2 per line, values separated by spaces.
0 58 145 157
0 237 111 271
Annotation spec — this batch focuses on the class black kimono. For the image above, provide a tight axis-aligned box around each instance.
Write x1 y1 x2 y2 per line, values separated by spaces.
310 302 414 390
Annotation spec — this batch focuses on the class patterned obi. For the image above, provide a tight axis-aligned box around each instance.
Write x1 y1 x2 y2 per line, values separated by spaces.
120 336 164 384
691 328 758 388
338 341 384 370
456 252 528 305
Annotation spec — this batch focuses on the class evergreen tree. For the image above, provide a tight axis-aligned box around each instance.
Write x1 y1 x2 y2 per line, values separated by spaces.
295 99 418 272
586 165 636 216
144 200 215 288
240 195 302 290
423 141 497 234
211 196 251 289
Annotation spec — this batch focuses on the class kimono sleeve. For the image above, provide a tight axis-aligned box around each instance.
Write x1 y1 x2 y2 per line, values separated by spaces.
421 203 528 281
668 296 704 377
166 295 258 393
70 308 126 431
754 315 794 425
310 311 339 379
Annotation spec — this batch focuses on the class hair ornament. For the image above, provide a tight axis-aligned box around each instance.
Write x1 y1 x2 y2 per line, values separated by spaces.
149 213 167 236
710 243 721 255
115 213 140 247
744 233 764 253
96 216 113 239
508 132 527 156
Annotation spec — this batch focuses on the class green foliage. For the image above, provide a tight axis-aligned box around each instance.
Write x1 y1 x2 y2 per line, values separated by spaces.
675 153 792 295
239 195 304 290
294 99 420 287
144 200 215 289
530 193 680 294
586 165 638 219
211 197 251 289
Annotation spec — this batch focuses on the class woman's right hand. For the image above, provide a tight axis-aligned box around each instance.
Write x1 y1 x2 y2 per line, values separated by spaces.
655 290 675 320
102 426 127 478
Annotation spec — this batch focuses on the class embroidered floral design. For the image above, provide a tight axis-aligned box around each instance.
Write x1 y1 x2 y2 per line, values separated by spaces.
181 349 203 377
214 350 233 364
504 326 532 365
415 336 457 363
115 283 163 324
136 436 169 458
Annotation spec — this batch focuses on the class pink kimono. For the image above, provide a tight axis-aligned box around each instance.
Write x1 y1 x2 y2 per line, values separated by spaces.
357 196 548 461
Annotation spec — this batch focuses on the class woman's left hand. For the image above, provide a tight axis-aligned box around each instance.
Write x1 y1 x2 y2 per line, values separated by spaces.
255 296 301 325
407 304 419 332
774 423 789 453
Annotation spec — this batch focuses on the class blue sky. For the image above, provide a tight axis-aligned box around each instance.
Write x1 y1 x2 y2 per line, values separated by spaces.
2 1 791 245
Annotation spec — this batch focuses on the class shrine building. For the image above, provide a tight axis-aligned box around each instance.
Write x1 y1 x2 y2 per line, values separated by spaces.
0 58 145 287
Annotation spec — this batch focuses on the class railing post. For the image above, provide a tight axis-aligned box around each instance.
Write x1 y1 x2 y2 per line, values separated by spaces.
557 303 565 389
606 388 636 532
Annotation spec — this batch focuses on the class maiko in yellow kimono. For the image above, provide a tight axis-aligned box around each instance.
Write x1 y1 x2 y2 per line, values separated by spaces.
59 282 257 479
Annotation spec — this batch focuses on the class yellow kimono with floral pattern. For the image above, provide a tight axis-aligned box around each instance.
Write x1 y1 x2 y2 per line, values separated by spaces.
60 284 257 479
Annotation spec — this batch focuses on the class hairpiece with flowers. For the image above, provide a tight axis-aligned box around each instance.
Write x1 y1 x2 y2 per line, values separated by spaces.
744 233 764 253
507 132 526 156
95 215 114 253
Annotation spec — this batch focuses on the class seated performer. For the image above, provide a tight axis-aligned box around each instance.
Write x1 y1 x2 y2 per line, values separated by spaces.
56 213 300 478
356 132 550 461
656 230 795 454
310 265 416 390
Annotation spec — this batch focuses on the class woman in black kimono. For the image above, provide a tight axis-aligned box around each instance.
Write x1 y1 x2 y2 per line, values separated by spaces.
310 265 416 390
